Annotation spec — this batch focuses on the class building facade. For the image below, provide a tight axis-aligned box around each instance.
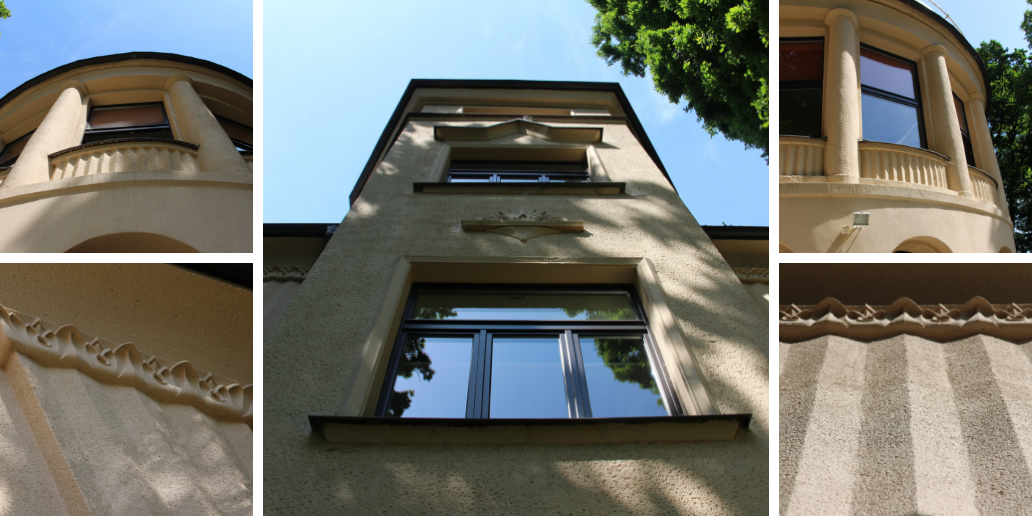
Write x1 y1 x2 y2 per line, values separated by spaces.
263 80 769 514
0 52 252 253
0 264 253 515
779 0 1016 252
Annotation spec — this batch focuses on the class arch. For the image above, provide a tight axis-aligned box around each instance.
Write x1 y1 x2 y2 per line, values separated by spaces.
891 236 952 253
1000 246 1013 253
779 243 794 253
65 232 199 253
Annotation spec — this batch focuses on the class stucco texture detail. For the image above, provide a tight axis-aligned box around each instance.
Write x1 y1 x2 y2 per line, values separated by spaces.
0 264 252 383
264 119 768 514
780 334 1032 514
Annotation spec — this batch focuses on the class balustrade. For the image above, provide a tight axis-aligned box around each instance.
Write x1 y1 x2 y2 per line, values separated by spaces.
49 140 199 180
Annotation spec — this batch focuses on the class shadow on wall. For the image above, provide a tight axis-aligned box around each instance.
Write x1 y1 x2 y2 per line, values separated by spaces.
66 232 199 253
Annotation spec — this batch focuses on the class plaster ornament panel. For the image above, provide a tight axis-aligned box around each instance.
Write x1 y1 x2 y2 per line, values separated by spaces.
779 297 1032 343
0 304 252 425
461 207 585 242
264 265 310 282
433 119 603 143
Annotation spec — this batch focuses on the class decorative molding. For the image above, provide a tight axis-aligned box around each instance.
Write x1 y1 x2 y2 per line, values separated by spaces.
461 207 585 242
434 119 602 143
0 304 252 425
734 267 768 284
263 265 310 282
780 297 1032 343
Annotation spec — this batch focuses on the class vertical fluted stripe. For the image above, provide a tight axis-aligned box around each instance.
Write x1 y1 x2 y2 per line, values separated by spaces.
982 338 1032 483
907 337 980 515
779 342 790 377
779 339 830 514
786 338 867 515
852 337 917 515
944 337 1032 512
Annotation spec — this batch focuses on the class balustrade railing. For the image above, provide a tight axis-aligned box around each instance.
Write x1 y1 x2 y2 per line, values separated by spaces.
858 141 948 190
968 166 998 206
48 139 200 180
779 137 825 176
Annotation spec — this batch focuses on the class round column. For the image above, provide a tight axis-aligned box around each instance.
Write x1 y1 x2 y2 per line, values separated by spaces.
166 75 249 175
921 45 973 197
968 93 1011 219
5 81 87 188
823 8 861 183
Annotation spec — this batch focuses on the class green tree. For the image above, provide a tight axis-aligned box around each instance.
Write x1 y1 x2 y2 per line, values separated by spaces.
977 0 1032 252
588 0 769 156
0 1 10 38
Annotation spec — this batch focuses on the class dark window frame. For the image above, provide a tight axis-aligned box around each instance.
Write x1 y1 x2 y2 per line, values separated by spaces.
375 283 684 419
214 114 254 153
859 45 928 149
953 93 976 166
779 37 825 138
82 102 174 144
447 160 590 183
0 130 34 168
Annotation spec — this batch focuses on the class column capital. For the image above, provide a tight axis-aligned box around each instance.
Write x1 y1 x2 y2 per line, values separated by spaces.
921 45 948 58
824 8 858 30
164 74 196 91
58 80 88 97
969 92 986 103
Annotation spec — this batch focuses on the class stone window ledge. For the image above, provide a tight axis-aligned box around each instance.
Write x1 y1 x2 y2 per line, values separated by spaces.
413 182 625 195
308 414 751 445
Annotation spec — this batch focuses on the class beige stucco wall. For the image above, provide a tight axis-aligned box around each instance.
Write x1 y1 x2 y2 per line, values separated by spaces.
264 95 769 514
779 0 1016 252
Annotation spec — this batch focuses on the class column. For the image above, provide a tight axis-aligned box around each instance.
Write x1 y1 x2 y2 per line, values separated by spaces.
823 8 861 183
968 93 1011 218
166 75 249 175
921 45 973 197
4 82 87 188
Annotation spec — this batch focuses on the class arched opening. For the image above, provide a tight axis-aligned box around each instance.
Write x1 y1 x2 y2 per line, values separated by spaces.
891 237 952 253
1000 246 1013 253
66 232 199 253
779 243 793 253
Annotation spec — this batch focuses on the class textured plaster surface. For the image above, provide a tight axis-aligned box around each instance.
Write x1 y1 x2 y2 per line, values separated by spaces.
780 334 1032 515
264 113 769 514
0 264 252 383
15 355 252 515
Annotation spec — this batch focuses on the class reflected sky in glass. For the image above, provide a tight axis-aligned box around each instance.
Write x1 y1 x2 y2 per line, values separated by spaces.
582 336 667 418
387 335 472 418
861 94 922 148
490 336 569 418
414 291 637 321
860 50 916 99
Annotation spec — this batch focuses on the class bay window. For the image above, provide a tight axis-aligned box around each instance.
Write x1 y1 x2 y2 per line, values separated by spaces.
860 46 925 148
82 103 174 144
953 94 976 165
780 39 824 138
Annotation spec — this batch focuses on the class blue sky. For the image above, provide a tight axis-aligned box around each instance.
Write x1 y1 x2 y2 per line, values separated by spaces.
263 1 769 226
0 0 252 99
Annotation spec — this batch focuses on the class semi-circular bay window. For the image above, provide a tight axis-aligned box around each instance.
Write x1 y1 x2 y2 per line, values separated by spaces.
860 46 925 148
780 39 824 138
376 284 683 419
81 103 174 144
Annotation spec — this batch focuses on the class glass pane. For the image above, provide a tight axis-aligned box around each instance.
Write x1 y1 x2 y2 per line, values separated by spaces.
780 41 824 82
89 105 167 130
581 336 667 417
780 89 822 137
860 49 916 99
0 134 30 166
953 95 969 132
861 93 922 148
217 117 253 146
80 128 175 145
413 290 638 321
385 335 472 418
489 336 568 418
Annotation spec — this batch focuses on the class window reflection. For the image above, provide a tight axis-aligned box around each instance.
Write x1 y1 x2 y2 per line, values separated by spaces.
386 335 472 418
859 47 924 148
582 336 667 417
413 291 638 321
861 93 922 148
780 40 824 138
489 336 569 418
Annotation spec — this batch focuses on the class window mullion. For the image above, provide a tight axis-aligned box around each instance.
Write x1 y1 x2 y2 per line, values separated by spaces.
559 329 586 418
465 330 482 419
479 330 493 418
570 331 593 418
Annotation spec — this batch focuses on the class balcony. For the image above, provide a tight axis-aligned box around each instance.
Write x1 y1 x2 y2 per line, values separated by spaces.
779 136 825 178
48 139 200 179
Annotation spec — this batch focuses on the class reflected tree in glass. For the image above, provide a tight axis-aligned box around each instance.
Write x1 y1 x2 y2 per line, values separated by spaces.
386 336 435 417
583 336 667 417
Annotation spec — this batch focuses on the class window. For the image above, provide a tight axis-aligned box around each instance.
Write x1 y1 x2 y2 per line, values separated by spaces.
376 285 682 419
0 131 33 168
780 39 824 138
447 160 589 183
82 103 173 144
215 115 253 152
860 47 925 148
953 94 976 166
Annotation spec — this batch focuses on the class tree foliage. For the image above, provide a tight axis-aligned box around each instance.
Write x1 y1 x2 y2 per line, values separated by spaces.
588 0 769 156
0 1 10 38
977 0 1032 252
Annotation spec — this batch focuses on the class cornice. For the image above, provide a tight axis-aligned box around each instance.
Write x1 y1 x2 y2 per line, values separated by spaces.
734 268 768 284
780 297 1032 343
263 265 310 282
0 304 252 425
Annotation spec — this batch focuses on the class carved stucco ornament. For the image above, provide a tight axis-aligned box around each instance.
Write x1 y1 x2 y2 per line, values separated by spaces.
461 207 585 242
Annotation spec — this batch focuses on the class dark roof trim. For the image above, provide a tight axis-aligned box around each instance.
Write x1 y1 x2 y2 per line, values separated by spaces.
892 0 992 110
701 225 769 240
349 79 673 206
0 52 253 112
263 223 339 238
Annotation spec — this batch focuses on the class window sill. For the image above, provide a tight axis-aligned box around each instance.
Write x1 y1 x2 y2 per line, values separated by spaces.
412 182 625 195
309 414 751 445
